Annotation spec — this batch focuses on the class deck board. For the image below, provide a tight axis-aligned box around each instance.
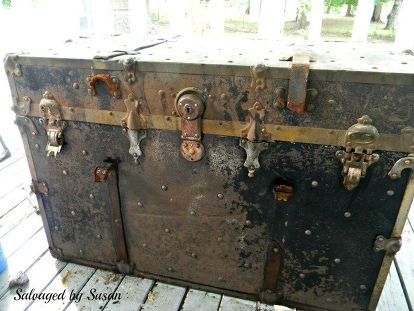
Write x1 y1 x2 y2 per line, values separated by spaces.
181 289 221 311
141 282 186 311
27 263 96 310
219 295 257 311
103 276 154 311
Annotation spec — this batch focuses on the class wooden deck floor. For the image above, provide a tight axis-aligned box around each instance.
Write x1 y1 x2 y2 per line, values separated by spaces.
0 134 413 311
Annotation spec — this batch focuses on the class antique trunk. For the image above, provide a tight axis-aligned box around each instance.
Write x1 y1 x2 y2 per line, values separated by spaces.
4 38 414 310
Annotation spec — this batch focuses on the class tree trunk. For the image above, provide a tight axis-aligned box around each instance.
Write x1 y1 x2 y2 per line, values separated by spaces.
385 0 403 30
371 3 383 22
327 5 331 14
296 0 308 29
246 0 250 14
345 4 353 17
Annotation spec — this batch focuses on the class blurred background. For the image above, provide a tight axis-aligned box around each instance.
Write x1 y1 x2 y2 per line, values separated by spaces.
0 0 413 161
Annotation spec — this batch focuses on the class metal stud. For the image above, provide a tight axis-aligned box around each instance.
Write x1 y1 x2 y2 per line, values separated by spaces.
244 263 250 268
299 273 305 279
79 249 84 255
305 229 312 236
96 234 102 239
72 82 79 89
142 243 147 248
218 276 223 281
273 248 279 253
82 150 88 155
344 212 352 218
168 267 173 272
245 220 251 226
334 258 341 264
71 210 75 215
165 228 170 233
137 202 143 207
190 211 195 216
311 181 319 188
62 170 68 176
161 185 168 191
191 253 197 258
54 226 59 231
386 190 394 196
89 193 94 199
34 144 40 149
217 237 223 242
360 284 367 290
217 193 224 199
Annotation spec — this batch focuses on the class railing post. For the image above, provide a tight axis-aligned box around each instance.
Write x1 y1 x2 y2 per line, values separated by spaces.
351 0 375 42
129 0 148 36
258 0 286 41
394 0 414 48
308 0 324 42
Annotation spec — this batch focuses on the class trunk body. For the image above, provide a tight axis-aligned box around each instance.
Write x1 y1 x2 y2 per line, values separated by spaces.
385 0 403 30
372 3 383 22
345 3 353 16
4 38 414 311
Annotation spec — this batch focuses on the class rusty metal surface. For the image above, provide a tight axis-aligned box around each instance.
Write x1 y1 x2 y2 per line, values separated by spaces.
287 53 310 115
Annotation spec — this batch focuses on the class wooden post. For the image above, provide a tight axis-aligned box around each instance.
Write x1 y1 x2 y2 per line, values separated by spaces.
167 0 190 36
129 0 148 36
394 0 414 48
351 0 375 42
308 0 324 42
89 0 114 36
258 0 286 41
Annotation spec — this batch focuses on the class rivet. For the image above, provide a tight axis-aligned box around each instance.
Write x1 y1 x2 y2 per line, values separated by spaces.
328 99 336 105
54 226 59 231
79 249 84 254
245 220 251 226
191 253 197 258
71 210 75 215
218 276 223 281
344 211 352 218
311 180 319 188
168 267 173 272
220 94 228 101
89 193 94 199
299 273 305 279
217 193 224 199
31 131 36 136
142 243 147 248
114 218 120 224
96 234 102 239
35 144 40 149
165 228 170 233
190 211 195 216
244 263 250 268
69 107 74 112
82 150 88 155
284 221 288 227
386 190 394 196
108 111 113 116
276 126 281 130
217 237 223 242
390 173 398 180
360 284 367 290
62 170 68 175
305 229 312 236
137 202 143 207
72 82 79 89
404 159 411 165
334 258 341 264
111 77 117 84
161 185 168 191
273 248 279 253
326 298 333 303
383 95 388 100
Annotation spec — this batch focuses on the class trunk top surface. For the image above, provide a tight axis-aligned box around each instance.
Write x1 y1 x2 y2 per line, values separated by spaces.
9 36 414 84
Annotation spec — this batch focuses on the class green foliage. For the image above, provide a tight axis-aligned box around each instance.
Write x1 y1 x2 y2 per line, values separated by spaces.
1 0 11 8
325 0 357 8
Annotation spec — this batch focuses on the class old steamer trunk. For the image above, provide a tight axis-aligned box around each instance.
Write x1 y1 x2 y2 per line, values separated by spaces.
4 38 414 310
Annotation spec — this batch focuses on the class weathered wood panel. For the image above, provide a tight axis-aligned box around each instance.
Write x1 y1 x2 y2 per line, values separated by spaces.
141 282 186 311
377 262 409 311
181 289 221 311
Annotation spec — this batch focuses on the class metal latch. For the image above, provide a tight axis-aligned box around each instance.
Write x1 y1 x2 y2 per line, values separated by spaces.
122 94 146 163
388 154 414 179
373 235 402 256
250 63 267 91
275 52 317 114
336 115 379 191
240 102 269 178
39 92 66 157
175 87 206 162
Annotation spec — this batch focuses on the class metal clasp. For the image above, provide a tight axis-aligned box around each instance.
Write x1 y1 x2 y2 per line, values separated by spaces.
175 87 206 162
39 92 66 157
250 63 268 92
336 115 379 191
373 235 402 256
122 94 146 163
240 102 269 178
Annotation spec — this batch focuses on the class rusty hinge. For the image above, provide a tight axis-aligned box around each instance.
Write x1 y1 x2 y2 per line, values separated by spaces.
275 52 317 114
122 94 146 163
373 235 402 256
175 87 206 162
30 180 49 196
39 92 66 157
87 74 121 99
95 161 132 273
240 102 269 178
388 154 414 180
250 63 268 92
336 115 380 191
122 58 137 84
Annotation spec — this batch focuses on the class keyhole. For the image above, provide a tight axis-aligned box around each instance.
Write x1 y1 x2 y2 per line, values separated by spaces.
186 106 192 114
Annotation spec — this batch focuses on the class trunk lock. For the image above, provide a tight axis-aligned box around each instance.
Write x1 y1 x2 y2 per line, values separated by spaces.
175 87 206 162
336 115 379 191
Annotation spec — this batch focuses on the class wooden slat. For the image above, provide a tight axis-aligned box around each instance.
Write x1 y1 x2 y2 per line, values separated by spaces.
0 229 48 297
27 263 95 311
181 289 221 311
141 282 186 311
0 157 31 200
219 296 257 311
377 262 409 311
351 0 375 42
66 269 123 310
0 251 66 310
0 183 32 218
103 276 154 311
0 200 35 238
395 217 414 310
1 211 42 258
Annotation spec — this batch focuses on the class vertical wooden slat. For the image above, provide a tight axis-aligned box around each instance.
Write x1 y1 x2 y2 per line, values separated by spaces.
258 0 286 41
351 0 375 42
89 0 114 36
167 0 189 36
308 0 324 42
394 0 414 48
129 0 148 36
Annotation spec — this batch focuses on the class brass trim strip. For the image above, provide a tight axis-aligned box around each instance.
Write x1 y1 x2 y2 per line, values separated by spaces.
27 104 410 153
368 173 414 311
